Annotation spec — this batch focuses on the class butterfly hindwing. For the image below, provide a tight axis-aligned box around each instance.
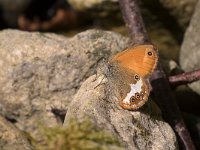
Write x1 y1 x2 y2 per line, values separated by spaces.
107 62 150 110
119 74 150 110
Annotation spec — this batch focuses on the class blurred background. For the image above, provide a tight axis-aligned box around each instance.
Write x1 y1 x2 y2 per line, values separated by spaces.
0 0 196 61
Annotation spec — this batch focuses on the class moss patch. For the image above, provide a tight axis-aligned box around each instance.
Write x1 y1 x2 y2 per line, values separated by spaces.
33 119 124 150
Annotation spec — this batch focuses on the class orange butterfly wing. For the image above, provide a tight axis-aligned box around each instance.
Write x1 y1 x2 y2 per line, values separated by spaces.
109 45 158 78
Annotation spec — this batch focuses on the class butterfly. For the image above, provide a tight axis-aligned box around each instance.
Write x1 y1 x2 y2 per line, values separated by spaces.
106 45 158 110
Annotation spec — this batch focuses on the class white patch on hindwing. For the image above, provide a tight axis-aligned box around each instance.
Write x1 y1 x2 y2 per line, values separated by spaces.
123 78 143 104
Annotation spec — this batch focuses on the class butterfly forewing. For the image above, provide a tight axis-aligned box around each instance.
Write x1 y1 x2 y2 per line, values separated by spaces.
107 63 150 110
110 45 158 78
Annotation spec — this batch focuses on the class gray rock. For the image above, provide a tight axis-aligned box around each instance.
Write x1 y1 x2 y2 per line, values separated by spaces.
0 29 178 149
0 29 128 139
64 74 178 150
0 115 33 150
180 0 200 95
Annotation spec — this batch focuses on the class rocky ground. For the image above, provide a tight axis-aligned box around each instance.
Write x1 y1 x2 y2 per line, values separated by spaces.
0 29 178 150
0 0 200 150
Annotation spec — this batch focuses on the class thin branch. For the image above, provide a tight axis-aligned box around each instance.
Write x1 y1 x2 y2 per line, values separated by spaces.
151 66 195 150
119 0 150 45
169 69 200 87
119 0 196 149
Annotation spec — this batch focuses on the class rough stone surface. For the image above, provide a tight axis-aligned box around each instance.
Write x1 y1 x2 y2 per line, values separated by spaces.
0 29 178 149
0 29 128 139
64 75 178 150
0 115 33 150
180 0 200 95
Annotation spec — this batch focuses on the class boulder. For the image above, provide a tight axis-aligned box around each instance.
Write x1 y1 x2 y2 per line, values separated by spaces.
0 29 178 149
64 74 178 150
0 115 33 150
0 29 128 139
180 0 200 95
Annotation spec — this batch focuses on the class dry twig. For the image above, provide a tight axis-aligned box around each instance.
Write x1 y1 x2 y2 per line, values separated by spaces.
169 69 200 88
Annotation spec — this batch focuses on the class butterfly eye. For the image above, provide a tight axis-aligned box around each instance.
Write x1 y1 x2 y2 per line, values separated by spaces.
134 74 140 81
130 96 135 103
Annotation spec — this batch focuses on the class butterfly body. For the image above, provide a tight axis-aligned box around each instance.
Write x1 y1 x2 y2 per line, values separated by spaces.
107 45 158 110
